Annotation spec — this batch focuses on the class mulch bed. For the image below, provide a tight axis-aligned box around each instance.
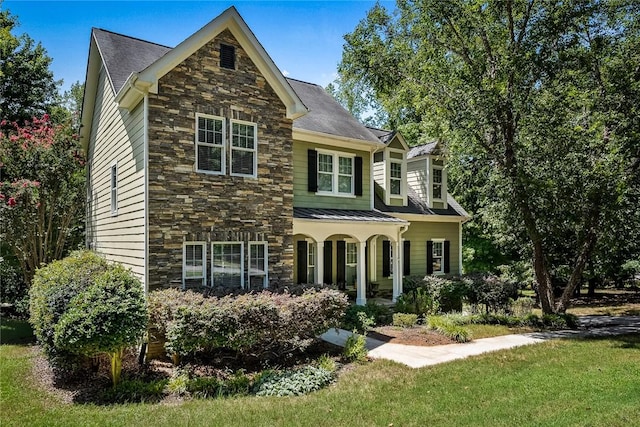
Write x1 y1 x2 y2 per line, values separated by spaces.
368 326 456 346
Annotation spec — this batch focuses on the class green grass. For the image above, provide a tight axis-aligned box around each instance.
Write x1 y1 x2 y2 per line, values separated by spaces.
465 323 536 339
1 318 35 344
1 321 639 426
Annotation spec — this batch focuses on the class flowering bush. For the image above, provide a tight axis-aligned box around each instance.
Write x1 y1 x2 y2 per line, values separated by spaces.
149 288 349 361
0 115 85 284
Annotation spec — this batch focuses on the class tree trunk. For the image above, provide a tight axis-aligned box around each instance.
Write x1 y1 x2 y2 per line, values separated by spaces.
556 226 598 313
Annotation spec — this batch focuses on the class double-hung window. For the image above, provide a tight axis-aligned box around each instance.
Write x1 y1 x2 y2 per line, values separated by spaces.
183 242 206 287
390 161 402 196
307 242 316 284
248 242 268 289
431 240 444 274
212 242 244 288
317 152 354 196
432 166 443 200
230 120 257 177
196 114 225 174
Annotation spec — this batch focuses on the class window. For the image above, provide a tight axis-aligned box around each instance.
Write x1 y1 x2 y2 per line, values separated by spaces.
196 114 225 174
433 166 443 200
307 242 316 284
317 152 354 195
110 161 117 215
230 120 257 177
212 242 244 288
432 240 444 274
390 162 402 195
183 243 206 286
346 242 357 286
220 44 235 69
248 242 268 289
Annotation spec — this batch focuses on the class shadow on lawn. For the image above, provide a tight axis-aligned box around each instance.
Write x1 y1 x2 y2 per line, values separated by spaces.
0 319 35 345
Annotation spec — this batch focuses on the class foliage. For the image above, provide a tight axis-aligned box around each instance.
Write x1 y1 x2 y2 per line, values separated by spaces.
426 316 471 343
29 250 109 365
0 258 28 316
99 378 168 404
343 332 368 363
254 366 334 397
0 115 85 284
392 313 418 328
53 265 148 386
337 0 640 314
341 301 391 332
394 286 439 316
511 297 535 317
464 273 520 315
0 7 58 124
316 353 337 373
149 288 349 360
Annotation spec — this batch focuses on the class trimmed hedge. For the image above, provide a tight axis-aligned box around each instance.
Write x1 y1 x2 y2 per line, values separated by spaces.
149 288 349 360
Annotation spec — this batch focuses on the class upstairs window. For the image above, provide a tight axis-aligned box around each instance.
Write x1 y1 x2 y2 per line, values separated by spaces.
110 161 118 215
196 114 225 174
433 166 443 200
390 162 402 195
317 152 354 196
220 44 235 69
230 120 257 177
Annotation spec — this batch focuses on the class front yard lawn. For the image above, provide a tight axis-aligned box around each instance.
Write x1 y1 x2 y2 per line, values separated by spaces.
2 321 638 427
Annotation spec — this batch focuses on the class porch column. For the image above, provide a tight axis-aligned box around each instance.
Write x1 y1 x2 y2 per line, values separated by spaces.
316 241 324 285
369 237 377 282
356 240 367 306
392 239 402 302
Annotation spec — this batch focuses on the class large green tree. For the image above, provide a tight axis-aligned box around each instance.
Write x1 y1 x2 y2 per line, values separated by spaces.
337 0 640 313
0 4 59 124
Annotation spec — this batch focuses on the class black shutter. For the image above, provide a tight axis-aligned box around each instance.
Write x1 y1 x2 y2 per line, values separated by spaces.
354 156 363 196
444 240 451 274
220 44 235 69
427 241 434 274
336 241 346 284
323 241 333 284
297 241 307 284
308 149 317 192
403 240 411 276
382 240 391 278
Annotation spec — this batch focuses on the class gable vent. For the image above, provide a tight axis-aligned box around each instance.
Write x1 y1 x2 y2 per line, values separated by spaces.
220 44 236 70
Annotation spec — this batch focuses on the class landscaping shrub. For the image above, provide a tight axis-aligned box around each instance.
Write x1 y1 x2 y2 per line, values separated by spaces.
254 366 334 397
99 378 168 404
342 301 390 332
0 259 29 317
422 275 469 313
394 287 439 316
427 316 471 343
343 332 368 363
511 297 535 317
464 273 520 314
151 288 349 360
392 313 418 328
53 265 148 387
29 250 109 367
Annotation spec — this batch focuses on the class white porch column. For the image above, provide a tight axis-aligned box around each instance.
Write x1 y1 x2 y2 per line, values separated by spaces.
392 239 402 302
316 241 324 285
356 241 367 306
369 237 377 282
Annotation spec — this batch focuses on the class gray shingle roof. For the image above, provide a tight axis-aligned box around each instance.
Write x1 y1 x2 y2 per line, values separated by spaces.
374 183 469 218
92 28 171 93
294 207 406 223
286 79 382 143
407 142 438 159
366 127 396 144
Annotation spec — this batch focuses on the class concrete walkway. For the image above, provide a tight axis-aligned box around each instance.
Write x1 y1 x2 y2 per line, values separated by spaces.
320 315 640 369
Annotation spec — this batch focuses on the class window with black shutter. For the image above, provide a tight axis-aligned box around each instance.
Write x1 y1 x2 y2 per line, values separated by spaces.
382 240 391 278
354 156 363 196
220 44 235 69
323 241 333 284
296 240 307 284
308 149 317 192
444 241 450 274
403 240 411 276
336 241 346 285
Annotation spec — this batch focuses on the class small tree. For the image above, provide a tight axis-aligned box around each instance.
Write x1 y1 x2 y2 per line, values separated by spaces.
0 115 85 285
53 265 148 387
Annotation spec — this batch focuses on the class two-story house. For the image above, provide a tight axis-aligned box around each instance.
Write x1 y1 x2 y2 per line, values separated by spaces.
80 7 469 307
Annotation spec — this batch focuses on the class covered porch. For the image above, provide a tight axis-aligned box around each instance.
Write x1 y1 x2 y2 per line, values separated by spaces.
293 208 408 305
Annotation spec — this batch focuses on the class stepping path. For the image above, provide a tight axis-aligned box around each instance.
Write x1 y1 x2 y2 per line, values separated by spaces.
320 315 640 369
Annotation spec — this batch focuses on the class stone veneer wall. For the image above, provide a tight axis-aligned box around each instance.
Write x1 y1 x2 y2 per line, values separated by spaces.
146 29 294 292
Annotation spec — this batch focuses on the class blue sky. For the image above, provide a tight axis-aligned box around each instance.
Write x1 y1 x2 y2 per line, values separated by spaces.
4 1 393 93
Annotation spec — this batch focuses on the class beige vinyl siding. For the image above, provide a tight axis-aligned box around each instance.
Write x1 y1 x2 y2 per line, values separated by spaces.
87 66 145 279
293 140 371 210
407 158 428 201
374 221 461 288
388 138 405 150
373 160 385 188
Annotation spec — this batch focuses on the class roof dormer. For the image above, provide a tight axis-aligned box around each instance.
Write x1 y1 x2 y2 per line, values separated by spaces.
407 142 448 210
370 129 409 207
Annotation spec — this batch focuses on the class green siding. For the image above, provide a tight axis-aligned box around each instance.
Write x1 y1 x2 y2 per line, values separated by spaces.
293 140 371 210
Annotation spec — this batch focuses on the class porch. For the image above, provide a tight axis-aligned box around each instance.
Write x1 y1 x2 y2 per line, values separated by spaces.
293 208 409 305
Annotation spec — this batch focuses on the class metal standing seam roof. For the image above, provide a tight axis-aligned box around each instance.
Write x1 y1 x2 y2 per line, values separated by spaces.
293 207 407 223
374 184 469 218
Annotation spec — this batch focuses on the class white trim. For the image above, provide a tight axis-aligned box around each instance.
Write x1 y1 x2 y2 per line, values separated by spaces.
182 241 207 288
195 113 226 175
248 241 268 289
229 119 258 178
316 149 355 197
211 241 245 289
431 238 445 275
293 128 382 150
390 213 467 223
143 94 149 294
110 160 118 216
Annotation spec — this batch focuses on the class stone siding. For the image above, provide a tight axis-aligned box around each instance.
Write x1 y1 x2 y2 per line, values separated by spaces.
147 29 294 291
